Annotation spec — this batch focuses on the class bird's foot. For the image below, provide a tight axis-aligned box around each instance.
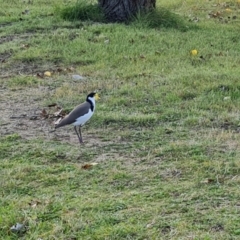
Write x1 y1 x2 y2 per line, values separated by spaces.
78 138 84 145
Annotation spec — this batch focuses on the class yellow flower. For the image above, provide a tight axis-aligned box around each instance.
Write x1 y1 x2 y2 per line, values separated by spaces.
190 49 198 56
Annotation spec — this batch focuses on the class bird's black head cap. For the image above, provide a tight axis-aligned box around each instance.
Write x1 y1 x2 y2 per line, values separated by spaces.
87 92 96 99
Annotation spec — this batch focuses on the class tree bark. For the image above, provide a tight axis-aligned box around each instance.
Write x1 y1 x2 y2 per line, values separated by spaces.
98 0 156 22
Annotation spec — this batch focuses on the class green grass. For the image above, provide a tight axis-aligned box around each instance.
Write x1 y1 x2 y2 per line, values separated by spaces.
59 0 105 22
1 0 240 239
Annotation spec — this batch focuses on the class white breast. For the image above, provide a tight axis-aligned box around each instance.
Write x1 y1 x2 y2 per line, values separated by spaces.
73 109 94 126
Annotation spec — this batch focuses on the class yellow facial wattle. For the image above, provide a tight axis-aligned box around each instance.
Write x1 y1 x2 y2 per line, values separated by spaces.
94 93 100 100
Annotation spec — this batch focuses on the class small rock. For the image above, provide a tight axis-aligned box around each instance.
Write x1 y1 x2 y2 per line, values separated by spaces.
72 75 85 80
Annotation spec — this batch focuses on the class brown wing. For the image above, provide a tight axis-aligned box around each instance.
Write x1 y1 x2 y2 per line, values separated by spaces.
55 101 91 128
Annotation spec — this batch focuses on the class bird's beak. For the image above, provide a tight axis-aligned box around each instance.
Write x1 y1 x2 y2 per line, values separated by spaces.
94 93 100 100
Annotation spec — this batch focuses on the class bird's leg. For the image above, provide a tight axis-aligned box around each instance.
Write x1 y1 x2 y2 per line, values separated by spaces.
74 126 83 144
78 126 84 144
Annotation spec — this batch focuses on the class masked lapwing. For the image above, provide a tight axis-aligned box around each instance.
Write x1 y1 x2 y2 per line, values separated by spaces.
55 92 100 144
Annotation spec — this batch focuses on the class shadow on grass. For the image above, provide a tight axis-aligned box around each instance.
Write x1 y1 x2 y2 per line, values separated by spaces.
131 8 197 31
58 1 105 22
57 1 196 31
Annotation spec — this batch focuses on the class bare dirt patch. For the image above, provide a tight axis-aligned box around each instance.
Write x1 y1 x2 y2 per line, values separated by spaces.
0 46 102 147
0 33 34 44
1 60 66 78
0 85 54 139
0 35 15 44
0 80 113 149
0 50 13 64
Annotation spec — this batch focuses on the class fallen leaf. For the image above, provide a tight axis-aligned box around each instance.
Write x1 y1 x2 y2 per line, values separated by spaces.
225 8 232 13
209 11 222 18
91 162 98 166
54 117 62 125
56 67 64 73
82 163 98 169
54 109 63 117
165 128 173 134
36 73 44 78
44 71 52 77
21 44 30 49
146 221 155 228
201 178 215 184
67 66 75 72
40 109 48 118
29 200 41 208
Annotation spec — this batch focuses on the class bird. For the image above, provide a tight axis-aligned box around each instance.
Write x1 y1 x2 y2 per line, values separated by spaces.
55 92 100 144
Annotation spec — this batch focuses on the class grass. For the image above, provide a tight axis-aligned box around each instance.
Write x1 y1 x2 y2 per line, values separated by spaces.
1 0 240 239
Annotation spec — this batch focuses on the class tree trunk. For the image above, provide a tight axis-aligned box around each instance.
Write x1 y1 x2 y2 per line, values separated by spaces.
98 0 156 22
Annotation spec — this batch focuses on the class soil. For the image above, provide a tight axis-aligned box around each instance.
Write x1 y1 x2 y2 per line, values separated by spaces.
0 76 115 149
0 85 55 139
